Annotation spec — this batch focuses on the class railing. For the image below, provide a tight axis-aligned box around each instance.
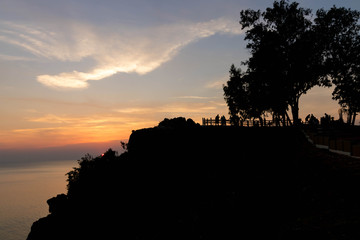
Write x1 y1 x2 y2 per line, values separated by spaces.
202 118 293 127
202 118 231 126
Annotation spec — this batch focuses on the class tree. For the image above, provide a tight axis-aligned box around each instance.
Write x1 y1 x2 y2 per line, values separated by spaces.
244 29 291 125
238 0 329 125
223 65 250 122
224 64 270 124
225 1 360 126
315 7 360 125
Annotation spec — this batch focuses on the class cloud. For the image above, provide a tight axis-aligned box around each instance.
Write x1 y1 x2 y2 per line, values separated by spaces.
0 53 36 61
0 21 94 61
114 101 223 115
156 102 218 113
0 18 243 89
206 79 226 89
204 74 229 89
115 108 153 114
16 113 157 147
26 114 138 126
37 68 118 89
175 96 216 100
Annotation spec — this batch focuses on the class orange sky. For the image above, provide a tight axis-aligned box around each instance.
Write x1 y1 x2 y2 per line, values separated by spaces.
0 87 341 150
0 96 229 149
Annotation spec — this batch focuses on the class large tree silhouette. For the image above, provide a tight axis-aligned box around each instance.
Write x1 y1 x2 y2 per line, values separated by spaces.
316 7 360 125
237 0 328 125
225 1 360 126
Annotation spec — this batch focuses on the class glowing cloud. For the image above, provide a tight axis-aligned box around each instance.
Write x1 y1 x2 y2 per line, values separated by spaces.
37 68 118 88
0 18 243 89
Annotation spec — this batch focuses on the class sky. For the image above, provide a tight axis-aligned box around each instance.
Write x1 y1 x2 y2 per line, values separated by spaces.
1 0 360 152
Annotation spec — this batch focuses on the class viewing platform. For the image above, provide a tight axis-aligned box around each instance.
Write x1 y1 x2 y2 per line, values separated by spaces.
202 117 293 127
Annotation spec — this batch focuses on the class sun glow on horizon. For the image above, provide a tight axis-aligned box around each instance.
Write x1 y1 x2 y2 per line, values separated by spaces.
0 102 228 149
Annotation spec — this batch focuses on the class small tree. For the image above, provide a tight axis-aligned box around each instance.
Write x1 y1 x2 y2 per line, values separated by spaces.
224 64 270 124
223 65 250 122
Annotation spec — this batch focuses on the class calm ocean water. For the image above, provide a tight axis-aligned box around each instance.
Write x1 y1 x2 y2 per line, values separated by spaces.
0 161 77 240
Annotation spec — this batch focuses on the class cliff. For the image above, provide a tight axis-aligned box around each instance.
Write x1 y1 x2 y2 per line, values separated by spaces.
27 118 360 239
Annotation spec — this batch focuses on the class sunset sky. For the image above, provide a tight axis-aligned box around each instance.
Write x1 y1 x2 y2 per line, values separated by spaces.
1 0 360 150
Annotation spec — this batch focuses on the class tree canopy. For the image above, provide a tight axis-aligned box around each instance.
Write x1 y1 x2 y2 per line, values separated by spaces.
224 0 360 125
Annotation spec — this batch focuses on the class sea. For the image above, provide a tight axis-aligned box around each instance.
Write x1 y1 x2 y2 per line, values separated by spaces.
0 160 77 240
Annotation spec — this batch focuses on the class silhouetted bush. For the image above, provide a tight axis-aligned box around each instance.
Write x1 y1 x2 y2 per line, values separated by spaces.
320 113 334 128
158 117 199 129
47 194 68 216
305 114 320 127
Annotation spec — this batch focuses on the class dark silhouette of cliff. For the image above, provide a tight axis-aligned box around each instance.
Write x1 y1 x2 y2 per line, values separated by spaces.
27 118 360 239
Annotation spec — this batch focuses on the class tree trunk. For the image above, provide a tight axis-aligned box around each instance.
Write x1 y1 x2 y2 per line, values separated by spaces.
273 113 280 127
347 110 353 125
352 112 357 126
290 99 299 126
281 113 286 126
259 116 264 127
285 112 293 126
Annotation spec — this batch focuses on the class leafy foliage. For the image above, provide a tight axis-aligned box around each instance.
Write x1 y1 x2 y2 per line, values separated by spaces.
66 150 118 198
223 65 250 121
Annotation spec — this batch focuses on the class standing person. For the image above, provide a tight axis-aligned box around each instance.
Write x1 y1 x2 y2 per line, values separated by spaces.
221 115 226 126
215 114 220 126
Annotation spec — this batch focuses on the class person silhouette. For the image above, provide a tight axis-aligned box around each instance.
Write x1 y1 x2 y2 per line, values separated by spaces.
221 115 226 126
215 114 220 126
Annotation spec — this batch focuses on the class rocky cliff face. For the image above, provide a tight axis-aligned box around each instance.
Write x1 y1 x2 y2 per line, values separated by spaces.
27 120 309 240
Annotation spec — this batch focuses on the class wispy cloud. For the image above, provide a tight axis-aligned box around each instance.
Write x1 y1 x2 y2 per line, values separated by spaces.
115 101 222 115
0 18 243 89
0 53 36 61
26 114 141 126
156 102 218 113
0 21 94 61
15 113 157 147
115 108 153 114
175 96 216 100
205 76 227 89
